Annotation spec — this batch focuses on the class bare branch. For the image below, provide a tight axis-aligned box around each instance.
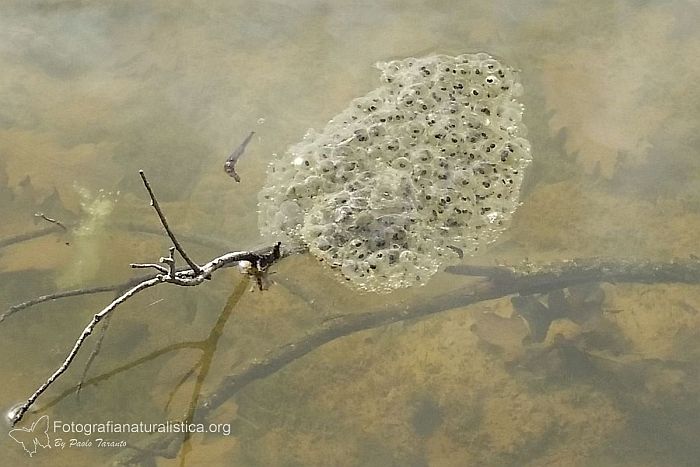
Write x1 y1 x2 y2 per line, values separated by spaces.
138 170 201 275
9 276 162 425
8 242 283 425
6 169 284 426
4 242 287 322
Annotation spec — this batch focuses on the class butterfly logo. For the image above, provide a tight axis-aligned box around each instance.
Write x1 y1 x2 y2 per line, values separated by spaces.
9 414 51 457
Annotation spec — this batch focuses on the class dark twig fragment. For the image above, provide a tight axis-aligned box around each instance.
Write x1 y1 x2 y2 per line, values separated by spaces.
77 312 113 398
1 284 118 323
34 212 68 232
0 225 65 250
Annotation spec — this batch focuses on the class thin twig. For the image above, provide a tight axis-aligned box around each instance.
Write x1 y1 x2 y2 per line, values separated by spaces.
114 222 235 251
1 285 118 322
3 267 202 321
130 263 169 274
164 364 201 413
138 170 201 275
34 212 68 232
77 312 113 399
160 247 178 281
9 277 162 425
0 225 64 250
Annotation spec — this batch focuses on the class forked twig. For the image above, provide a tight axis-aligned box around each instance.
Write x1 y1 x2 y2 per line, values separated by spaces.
8 171 283 426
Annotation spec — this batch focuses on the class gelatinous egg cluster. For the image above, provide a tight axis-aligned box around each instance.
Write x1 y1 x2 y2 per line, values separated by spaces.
258 53 531 292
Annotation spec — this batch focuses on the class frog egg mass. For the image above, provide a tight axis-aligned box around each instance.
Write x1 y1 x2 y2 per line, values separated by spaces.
258 53 532 292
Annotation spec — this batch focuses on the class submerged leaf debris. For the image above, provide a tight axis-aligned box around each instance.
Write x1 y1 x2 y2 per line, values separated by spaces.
259 54 531 291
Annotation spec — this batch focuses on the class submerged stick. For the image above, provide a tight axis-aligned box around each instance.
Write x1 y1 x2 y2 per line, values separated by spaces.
108 256 700 464
198 257 700 417
77 312 113 399
0 225 64 250
1 285 118 323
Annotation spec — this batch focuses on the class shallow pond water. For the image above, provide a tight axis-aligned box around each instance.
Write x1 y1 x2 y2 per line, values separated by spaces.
1 1 700 466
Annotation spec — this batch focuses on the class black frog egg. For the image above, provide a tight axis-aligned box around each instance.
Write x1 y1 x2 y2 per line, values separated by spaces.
366 250 389 269
451 169 472 187
409 147 433 164
348 237 365 249
391 157 411 171
398 89 419 109
367 124 387 139
353 128 370 143
317 158 335 174
377 138 402 161
484 75 500 87
404 120 425 140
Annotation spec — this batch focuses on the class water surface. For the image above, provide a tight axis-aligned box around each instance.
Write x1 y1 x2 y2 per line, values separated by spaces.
1 1 699 465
